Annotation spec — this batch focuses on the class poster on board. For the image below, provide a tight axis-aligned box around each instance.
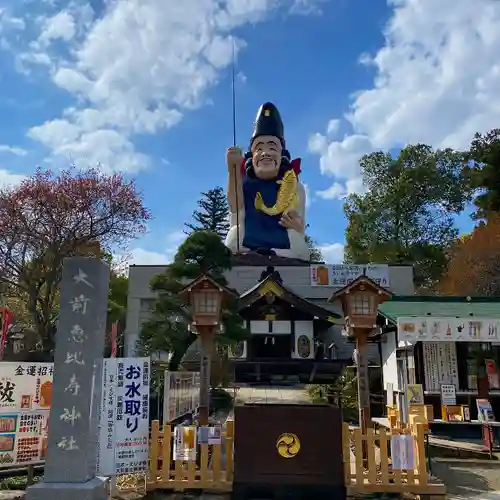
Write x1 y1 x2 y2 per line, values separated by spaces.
0 363 53 467
163 371 200 423
0 363 53 413
97 357 150 476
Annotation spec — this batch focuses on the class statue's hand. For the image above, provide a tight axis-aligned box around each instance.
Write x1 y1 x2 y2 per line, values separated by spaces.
279 210 305 233
227 146 243 171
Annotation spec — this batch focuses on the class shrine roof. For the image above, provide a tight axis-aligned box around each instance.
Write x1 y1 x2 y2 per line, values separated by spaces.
379 295 500 323
238 269 342 323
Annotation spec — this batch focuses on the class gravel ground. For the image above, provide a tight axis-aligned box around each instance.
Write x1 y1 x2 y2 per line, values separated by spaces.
429 457 500 499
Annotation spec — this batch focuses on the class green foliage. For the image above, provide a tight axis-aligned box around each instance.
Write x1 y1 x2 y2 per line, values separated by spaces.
344 144 472 289
210 388 234 413
305 234 323 262
184 187 230 239
307 368 359 422
469 129 500 219
137 230 248 370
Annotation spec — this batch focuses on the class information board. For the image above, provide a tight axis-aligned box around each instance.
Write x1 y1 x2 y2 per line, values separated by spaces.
0 362 53 467
96 357 150 476
163 371 200 423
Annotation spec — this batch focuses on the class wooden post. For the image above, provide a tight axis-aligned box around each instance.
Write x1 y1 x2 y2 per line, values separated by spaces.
355 330 371 433
198 326 215 425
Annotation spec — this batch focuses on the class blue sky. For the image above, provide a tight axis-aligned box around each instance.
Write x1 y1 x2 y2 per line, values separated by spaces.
0 0 499 264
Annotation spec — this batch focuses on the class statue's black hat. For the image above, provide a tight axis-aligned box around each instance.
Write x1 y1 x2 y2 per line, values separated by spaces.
250 102 285 148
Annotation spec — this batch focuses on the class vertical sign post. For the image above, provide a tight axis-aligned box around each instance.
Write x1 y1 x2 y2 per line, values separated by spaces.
26 258 110 500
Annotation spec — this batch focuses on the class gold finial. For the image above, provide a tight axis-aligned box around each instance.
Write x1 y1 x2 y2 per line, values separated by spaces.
264 109 270 116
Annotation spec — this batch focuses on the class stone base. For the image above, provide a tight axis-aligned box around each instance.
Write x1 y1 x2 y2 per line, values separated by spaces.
25 477 108 500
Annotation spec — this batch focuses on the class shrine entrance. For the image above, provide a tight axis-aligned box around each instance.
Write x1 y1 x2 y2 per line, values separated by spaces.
250 335 290 359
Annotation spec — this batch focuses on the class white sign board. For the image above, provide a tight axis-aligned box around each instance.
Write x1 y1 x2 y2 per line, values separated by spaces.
398 317 500 343
0 363 53 467
163 371 200 423
390 435 415 470
310 264 390 288
97 357 150 476
173 426 197 461
198 425 222 445
440 384 456 406
0 363 53 413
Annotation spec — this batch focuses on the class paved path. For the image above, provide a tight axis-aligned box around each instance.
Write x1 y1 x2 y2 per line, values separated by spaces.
234 386 310 405
430 457 500 499
448 494 500 500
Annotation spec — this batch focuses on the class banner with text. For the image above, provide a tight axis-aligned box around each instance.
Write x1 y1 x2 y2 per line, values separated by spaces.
97 357 150 476
163 371 200 423
310 264 390 288
0 362 53 467
398 317 500 343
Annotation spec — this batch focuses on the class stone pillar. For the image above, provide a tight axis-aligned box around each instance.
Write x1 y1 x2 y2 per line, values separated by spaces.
26 257 110 500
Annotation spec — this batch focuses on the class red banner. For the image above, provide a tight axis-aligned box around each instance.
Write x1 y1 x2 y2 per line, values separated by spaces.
111 322 118 358
0 308 14 359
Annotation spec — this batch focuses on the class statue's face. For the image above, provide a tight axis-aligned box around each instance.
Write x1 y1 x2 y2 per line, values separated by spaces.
251 135 282 180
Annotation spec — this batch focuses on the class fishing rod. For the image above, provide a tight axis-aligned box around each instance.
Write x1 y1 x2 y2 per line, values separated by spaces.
232 39 241 254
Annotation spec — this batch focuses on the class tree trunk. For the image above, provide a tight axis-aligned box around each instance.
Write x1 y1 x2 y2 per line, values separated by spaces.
167 332 197 371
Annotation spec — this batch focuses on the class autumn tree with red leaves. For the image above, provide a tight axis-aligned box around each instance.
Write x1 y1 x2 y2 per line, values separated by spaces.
0 167 151 358
437 215 500 296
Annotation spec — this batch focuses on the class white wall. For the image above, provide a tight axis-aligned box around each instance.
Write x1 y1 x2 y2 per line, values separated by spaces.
381 331 399 391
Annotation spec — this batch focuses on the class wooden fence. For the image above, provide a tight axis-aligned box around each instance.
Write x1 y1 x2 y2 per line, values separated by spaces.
147 419 445 497
343 422 445 496
147 420 234 492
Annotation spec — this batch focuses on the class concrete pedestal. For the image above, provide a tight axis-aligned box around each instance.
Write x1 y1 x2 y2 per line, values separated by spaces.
26 477 107 500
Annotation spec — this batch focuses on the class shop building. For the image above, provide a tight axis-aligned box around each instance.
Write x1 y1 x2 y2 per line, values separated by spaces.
379 296 500 419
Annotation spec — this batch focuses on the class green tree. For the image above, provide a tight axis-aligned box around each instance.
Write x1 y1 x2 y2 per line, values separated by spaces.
184 187 229 239
469 129 500 219
307 368 358 422
344 145 472 289
137 230 248 370
305 235 323 262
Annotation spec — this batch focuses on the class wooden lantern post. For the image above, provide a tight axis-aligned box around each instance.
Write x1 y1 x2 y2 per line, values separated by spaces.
329 276 392 433
179 275 236 425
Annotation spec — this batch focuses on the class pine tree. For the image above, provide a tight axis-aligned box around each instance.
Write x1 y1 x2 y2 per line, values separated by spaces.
137 230 248 370
185 187 229 239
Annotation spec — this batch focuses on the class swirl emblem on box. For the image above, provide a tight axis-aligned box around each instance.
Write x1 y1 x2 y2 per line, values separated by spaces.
276 433 300 458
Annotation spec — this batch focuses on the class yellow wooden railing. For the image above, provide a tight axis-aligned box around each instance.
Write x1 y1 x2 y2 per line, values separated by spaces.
343 422 445 496
147 420 234 492
147 418 445 497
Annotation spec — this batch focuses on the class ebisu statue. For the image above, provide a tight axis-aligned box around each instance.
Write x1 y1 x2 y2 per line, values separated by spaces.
225 102 310 261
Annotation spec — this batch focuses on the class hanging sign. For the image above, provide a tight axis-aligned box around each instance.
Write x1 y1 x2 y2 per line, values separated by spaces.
198 425 222 445
390 434 415 470
173 426 197 461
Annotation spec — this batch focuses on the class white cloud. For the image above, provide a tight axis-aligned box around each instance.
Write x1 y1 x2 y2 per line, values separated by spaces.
128 230 186 265
0 169 26 189
0 145 28 156
38 11 76 45
326 119 340 138
290 0 327 15
318 242 344 263
310 0 500 198
10 0 312 172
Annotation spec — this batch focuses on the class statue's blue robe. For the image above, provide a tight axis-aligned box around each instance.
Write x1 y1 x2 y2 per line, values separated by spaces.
242 172 290 250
